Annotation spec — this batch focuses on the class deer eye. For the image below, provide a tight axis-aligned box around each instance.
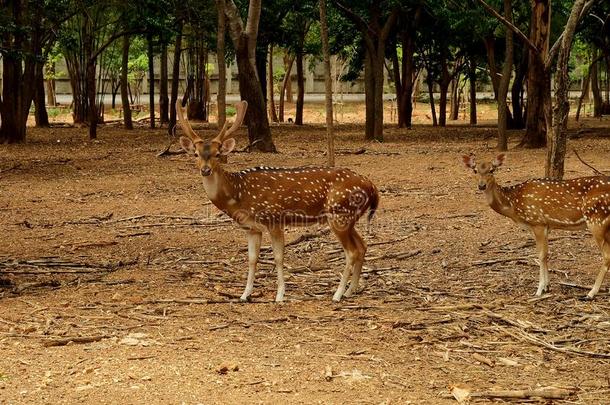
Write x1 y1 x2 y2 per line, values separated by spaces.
473 169 478 174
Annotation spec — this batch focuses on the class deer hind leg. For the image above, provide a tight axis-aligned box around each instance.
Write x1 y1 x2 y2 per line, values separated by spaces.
241 230 262 302
269 226 286 303
330 221 357 302
344 227 366 298
586 223 610 300
532 226 550 296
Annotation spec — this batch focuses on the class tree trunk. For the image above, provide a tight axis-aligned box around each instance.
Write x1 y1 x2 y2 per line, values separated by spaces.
216 0 227 128
497 0 513 152
320 0 334 166
284 53 294 103
511 48 527 129
468 58 477 125
591 49 602 117
46 62 57 107
575 62 592 121
364 50 376 138
279 54 294 122
147 34 155 128
169 21 183 135
427 78 437 126
397 30 416 128
267 44 279 122
86 60 97 139
520 0 550 148
0 54 35 143
372 49 385 140
450 77 459 121
235 37 275 151
34 62 49 127
159 42 169 125
224 0 275 151
546 0 587 179
121 35 133 130
295 48 304 125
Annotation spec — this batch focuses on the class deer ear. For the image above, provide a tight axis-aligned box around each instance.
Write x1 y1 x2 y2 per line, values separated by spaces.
492 153 506 168
462 154 475 169
180 136 195 154
220 138 236 155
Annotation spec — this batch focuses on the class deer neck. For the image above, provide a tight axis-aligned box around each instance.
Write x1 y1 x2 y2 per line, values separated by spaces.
201 166 235 207
485 178 513 216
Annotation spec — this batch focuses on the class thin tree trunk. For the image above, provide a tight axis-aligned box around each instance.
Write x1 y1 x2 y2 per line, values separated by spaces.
520 0 550 148
295 48 304 125
497 0 514 152
469 58 477 125
34 62 49 127
319 0 334 166
216 0 227 128
546 0 587 179
147 34 155 128
427 78 437 126
511 48 527 129
285 53 294 103
121 35 133 130
159 42 169 125
591 49 602 117
364 50 376 138
267 44 278 122
169 21 183 136
46 62 57 107
450 77 459 121
279 54 294 122
575 62 592 121
372 49 385 140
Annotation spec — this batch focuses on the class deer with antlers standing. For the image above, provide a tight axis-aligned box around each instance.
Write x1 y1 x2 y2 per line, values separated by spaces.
463 153 610 299
177 100 379 302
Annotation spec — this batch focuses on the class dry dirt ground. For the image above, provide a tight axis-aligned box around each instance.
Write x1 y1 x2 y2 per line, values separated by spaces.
1 106 610 404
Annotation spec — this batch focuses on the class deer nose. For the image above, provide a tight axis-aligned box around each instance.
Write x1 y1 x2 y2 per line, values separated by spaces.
201 167 212 176
478 183 487 191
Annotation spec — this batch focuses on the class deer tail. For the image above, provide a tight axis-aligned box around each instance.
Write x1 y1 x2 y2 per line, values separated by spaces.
367 186 379 224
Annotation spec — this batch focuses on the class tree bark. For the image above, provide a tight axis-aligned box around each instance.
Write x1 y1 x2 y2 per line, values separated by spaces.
364 50 376 137
169 21 183 136
497 0 514 151
449 77 459 121
427 78 437 126
336 2 398 141
279 54 294 122
575 61 592 121
295 48 305 125
267 44 279 122
511 48 527 129
147 34 155 128
121 35 133 130
520 0 551 148
216 0 227 128
285 53 294 103
34 62 49 127
468 57 477 125
546 0 588 179
591 49 602 117
224 0 275 151
319 0 334 167
159 41 169 125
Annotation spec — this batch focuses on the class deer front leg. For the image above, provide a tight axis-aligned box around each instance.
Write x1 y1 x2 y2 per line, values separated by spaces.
269 226 286 302
532 226 550 296
241 230 262 302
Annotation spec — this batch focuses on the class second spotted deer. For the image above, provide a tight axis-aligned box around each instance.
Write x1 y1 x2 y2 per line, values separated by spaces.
463 153 610 299
178 100 379 302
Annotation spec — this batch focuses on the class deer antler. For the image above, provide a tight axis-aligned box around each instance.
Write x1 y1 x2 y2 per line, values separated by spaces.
175 100 201 141
213 101 248 143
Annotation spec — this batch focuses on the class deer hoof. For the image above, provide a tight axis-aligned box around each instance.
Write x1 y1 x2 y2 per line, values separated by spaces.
239 295 251 303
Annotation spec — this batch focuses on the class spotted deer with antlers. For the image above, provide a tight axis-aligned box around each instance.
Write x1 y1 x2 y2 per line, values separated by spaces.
463 153 610 299
177 100 379 302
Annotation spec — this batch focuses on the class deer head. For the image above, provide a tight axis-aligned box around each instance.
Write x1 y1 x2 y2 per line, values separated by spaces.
462 153 505 191
177 100 247 176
